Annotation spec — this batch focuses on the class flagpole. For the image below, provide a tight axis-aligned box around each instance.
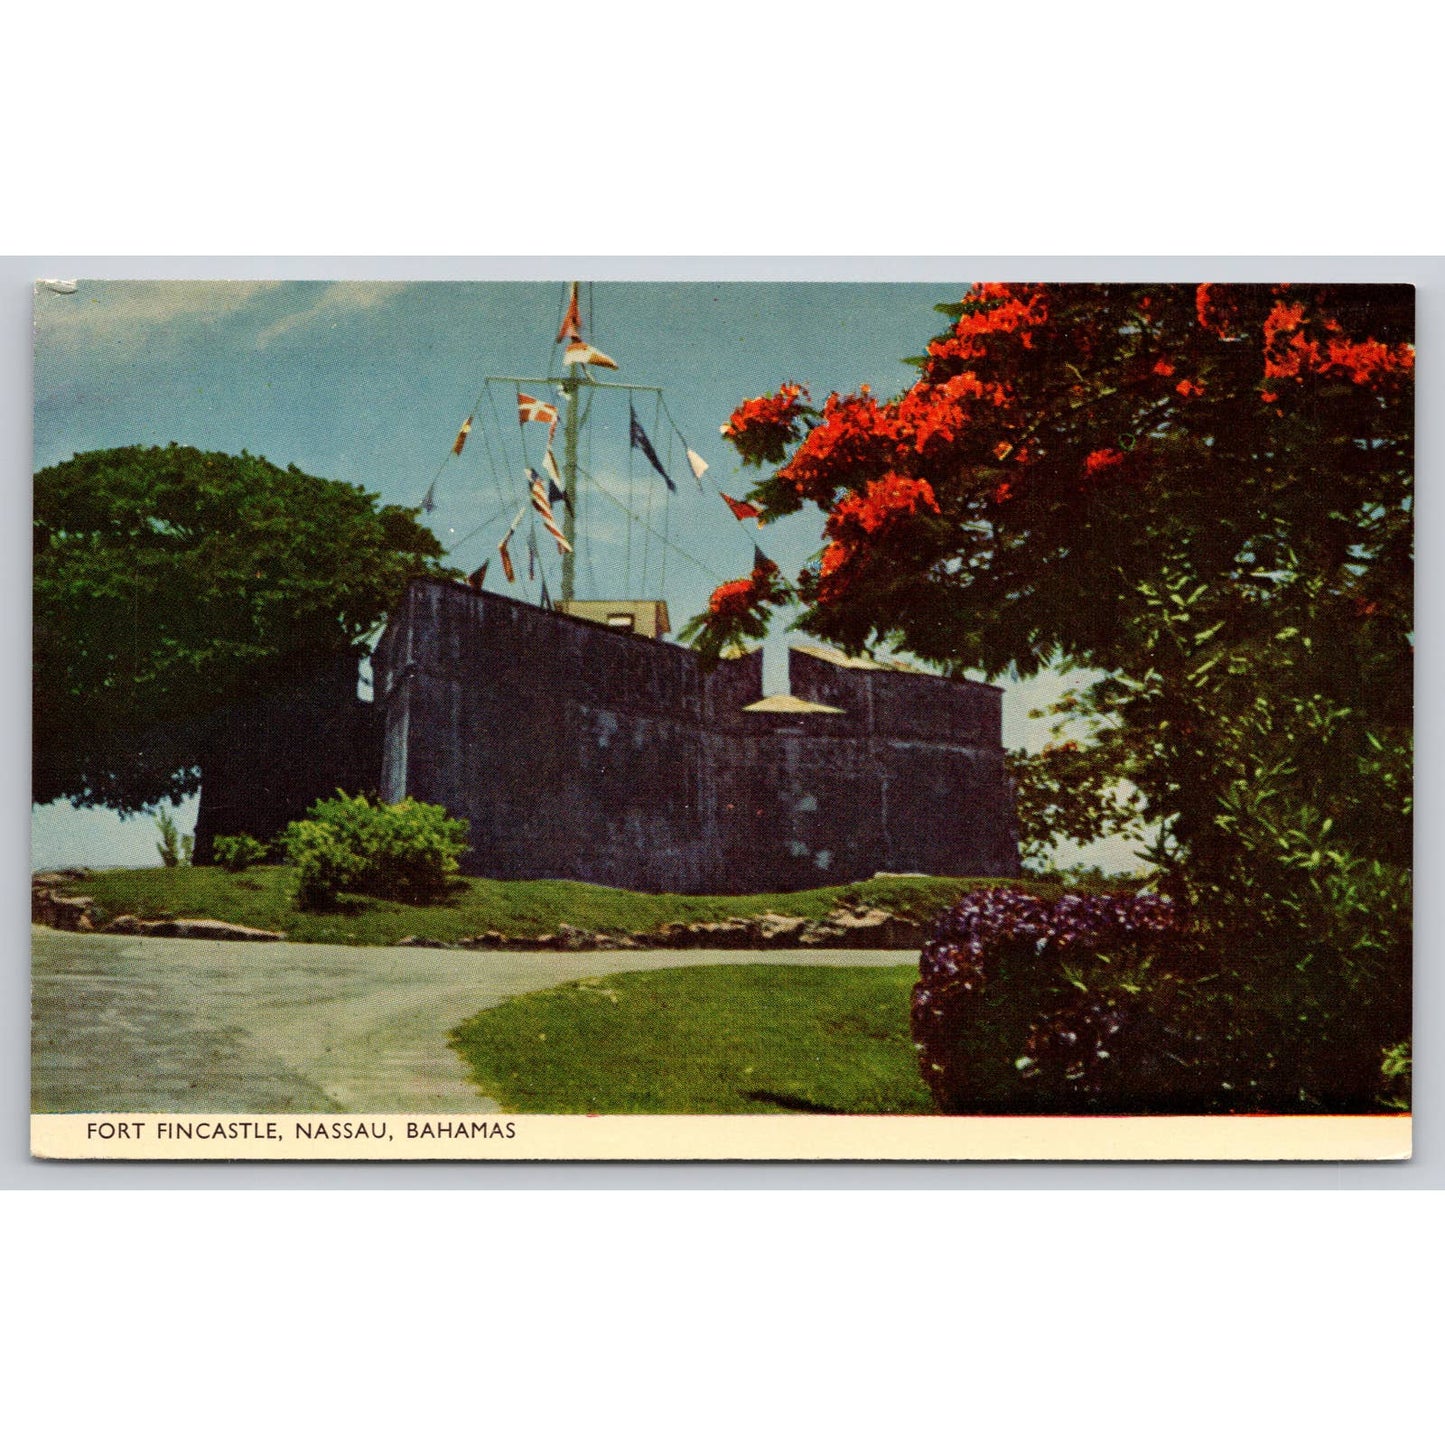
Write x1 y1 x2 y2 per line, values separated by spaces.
561 337 581 604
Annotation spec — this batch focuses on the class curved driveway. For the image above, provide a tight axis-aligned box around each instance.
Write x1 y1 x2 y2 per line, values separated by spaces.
31 927 915 1114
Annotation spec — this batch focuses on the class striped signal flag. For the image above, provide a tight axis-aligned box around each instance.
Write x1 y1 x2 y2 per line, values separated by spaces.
527 468 573 553
467 560 489 592
452 413 474 456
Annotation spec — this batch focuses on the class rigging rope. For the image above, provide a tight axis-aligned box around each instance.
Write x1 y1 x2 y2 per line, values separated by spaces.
577 461 727 586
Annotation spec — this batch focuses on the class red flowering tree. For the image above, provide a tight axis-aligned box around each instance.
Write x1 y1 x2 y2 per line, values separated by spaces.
678 551 792 661
695 283 1414 1071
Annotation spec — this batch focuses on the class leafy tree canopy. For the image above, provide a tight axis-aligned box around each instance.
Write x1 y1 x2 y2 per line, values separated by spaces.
35 444 452 813
694 284 1413 999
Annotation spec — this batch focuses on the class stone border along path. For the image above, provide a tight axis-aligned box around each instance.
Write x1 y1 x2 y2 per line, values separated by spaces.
31 927 919 1115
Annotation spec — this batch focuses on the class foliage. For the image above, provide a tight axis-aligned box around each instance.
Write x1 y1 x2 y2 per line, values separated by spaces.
912 889 1194 1112
912 888 1407 1113
280 792 470 909
719 382 815 468
450 964 934 1114
1378 1041 1411 1111
211 833 268 873
698 283 1413 1041
34 444 451 814
677 553 794 665
153 806 193 868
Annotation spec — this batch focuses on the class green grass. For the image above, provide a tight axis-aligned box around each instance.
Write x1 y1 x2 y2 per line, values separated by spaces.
449 963 936 1114
66 865 1042 948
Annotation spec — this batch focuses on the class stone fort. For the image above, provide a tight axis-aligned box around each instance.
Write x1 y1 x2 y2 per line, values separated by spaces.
195 577 1019 892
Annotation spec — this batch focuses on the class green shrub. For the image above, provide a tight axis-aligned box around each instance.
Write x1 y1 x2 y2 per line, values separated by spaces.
212 834 269 873
280 792 469 909
154 806 193 868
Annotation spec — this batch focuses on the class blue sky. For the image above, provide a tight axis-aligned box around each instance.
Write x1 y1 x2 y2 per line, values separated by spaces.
33 279 1127 871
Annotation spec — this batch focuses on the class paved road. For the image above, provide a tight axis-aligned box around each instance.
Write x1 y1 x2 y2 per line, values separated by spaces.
31 927 916 1114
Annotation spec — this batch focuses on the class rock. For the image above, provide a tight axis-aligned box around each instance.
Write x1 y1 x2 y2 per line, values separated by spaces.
800 908 925 949
458 930 512 950
102 916 285 943
445 908 918 953
31 888 95 931
754 912 808 944
32 868 90 887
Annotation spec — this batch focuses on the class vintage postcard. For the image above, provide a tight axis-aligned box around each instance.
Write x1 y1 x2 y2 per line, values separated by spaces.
30 276 1413 1160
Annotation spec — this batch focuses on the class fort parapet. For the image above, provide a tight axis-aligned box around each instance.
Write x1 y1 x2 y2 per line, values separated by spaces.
368 578 1019 893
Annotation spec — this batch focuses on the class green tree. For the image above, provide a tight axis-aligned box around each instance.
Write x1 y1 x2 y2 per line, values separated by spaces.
34 444 452 813
698 284 1413 1063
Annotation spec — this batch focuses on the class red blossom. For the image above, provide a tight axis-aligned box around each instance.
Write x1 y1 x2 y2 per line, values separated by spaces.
1153 358 1176 377
1261 294 1413 392
720 382 811 467
777 386 901 505
1195 283 1247 339
706 576 756 620
816 473 939 603
1324 336 1414 388
1084 448 1125 477
829 472 939 537
1175 377 1205 398
925 284 1049 372
706 556 784 620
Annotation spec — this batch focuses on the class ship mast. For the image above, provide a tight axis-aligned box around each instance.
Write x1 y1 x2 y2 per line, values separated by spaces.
560 351 580 601
486 281 662 605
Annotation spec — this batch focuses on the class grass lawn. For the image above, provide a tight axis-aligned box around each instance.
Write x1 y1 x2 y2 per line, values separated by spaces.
64 866 1040 948
448 963 936 1114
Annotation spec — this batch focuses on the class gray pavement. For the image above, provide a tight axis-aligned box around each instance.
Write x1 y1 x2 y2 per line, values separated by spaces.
30 927 915 1114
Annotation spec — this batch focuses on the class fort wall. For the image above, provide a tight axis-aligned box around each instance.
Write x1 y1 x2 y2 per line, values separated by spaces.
371 579 1019 893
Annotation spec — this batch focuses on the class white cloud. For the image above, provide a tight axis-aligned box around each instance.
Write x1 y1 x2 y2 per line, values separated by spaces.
33 279 283 353
253 281 405 348
32 278 412 358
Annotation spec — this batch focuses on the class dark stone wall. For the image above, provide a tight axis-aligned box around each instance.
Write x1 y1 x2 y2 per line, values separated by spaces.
193 655 381 864
374 579 1019 892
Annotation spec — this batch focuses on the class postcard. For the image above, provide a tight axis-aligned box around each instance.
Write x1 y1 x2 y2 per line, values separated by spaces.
30 276 1413 1160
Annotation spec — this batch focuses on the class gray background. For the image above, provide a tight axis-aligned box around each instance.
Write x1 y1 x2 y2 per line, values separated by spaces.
6 254 1439 1189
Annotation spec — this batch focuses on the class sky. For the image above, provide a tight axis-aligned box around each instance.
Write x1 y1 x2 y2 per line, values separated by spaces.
32 278 1132 872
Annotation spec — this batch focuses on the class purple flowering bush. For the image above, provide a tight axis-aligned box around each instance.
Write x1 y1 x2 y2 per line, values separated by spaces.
910 889 1239 1114
912 887 1410 1113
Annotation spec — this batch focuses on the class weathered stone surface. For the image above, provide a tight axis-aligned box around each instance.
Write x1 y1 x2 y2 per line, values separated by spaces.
458 930 512 950
799 907 926 950
32 890 96 931
368 581 1020 895
33 869 90 888
395 936 458 950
